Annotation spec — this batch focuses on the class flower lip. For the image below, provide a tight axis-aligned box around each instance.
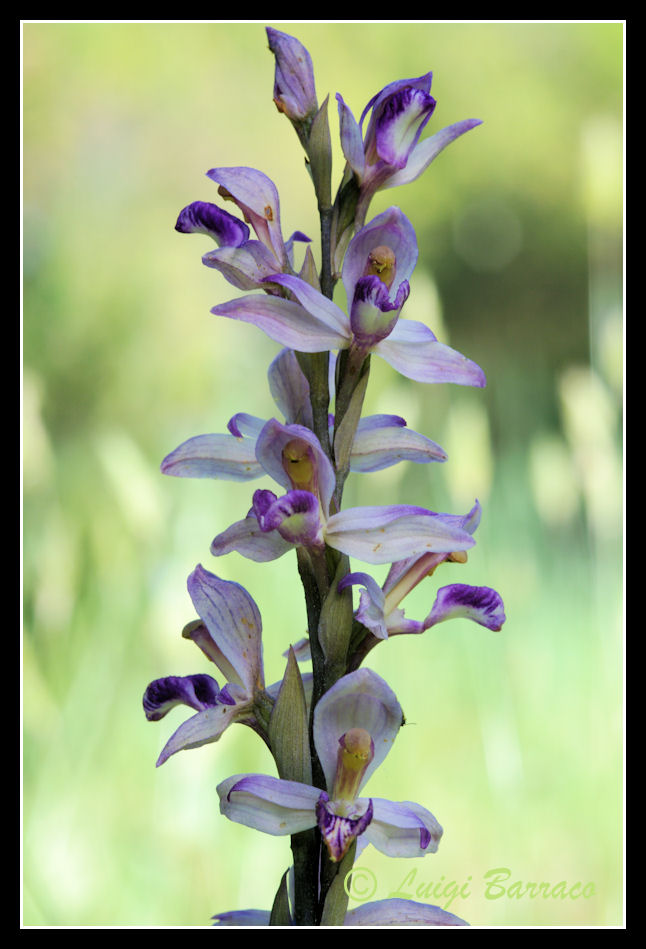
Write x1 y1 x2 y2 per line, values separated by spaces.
175 200 250 247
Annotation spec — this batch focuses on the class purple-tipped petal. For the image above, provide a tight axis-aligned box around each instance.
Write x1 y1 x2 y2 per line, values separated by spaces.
211 293 350 354
376 318 486 387
364 797 443 857
161 434 262 481
187 564 264 695
325 504 475 565
218 773 320 835
313 668 403 794
370 86 436 169
143 673 221 721
424 583 506 631
345 899 468 927
175 201 249 247
226 413 266 439
350 275 409 346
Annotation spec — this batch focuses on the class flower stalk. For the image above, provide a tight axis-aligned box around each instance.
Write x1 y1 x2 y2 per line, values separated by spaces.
144 25 504 929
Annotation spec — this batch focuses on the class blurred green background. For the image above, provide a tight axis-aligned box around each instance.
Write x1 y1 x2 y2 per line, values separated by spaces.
22 21 623 927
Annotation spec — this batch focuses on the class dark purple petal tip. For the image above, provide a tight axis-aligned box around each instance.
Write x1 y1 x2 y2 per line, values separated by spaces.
143 673 221 721
175 201 250 248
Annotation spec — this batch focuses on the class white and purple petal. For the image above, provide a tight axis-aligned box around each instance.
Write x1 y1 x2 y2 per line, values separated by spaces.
372 86 437 169
313 668 403 794
363 797 443 857
345 899 468 927
267 348 313 428
187 564 263 695
324 504 476 565
254 488 325 548
202 239 281 291
156 702 245 767
375 318 486 387
218 773 321 836
382 118 483 190
424 583 506 631
160 433 262 481
206 166 286 266
261 273 352 341
211 293 350 353
349 416 447 472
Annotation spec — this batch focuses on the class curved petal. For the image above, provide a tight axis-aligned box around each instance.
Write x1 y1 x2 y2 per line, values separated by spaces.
267 348 313 428
345 899 468 927
187 564 264 695
142 673 221 721
175 201 249 247
350 420 447 472
376 319 486 387
156 702 245 766
212 294 350 353
336 93 366 179
424 583 506 631
325 505 476 565
381 118 483 190
226 413 266 439
261 273 352 340
202 239 280 290
161 434 262 481
338 571 389 640
313 668 402 794
218 773 320 835
206 166 286 265
364 797 443 857
210 512 295 563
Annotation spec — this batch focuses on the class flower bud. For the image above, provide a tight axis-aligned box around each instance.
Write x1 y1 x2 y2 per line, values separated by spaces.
266 28 318 123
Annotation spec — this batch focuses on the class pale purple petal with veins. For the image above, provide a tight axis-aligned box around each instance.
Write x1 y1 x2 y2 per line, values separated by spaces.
382 118 483 190
210 511 297 563
206 166 286 266
342 206 418 308
211 294 350 353
201 239 281 291
267 348 313 428
187 564 263 695
349 417 447 472
218 773 321 835
325 504 475 565
375 318 486 387
346 899 468 927
161 433 262 481
156 702 245 767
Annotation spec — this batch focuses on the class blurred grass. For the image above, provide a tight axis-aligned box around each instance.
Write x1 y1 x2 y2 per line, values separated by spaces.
23 22 623 926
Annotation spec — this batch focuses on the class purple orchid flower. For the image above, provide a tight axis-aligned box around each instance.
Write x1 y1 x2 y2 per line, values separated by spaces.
210 206 485 387
212 898 468 927
336 73 482 227
217 668 443 863
175 166 311 290
143 565 283 766
339 500 505 640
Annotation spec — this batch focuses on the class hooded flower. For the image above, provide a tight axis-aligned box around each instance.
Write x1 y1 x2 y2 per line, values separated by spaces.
218 668 443 862
210 207 485 387
175 166 311 290
143 565 270 765
336 72 482 227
